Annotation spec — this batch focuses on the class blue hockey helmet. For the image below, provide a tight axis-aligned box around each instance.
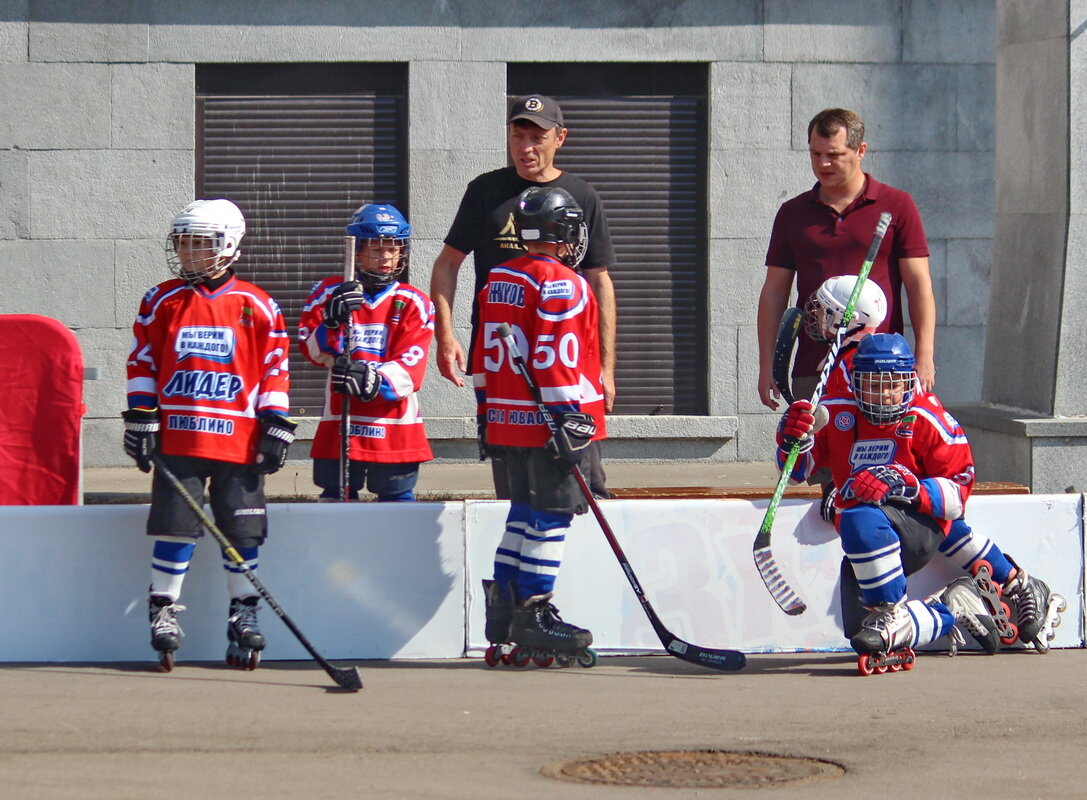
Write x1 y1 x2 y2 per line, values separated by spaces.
345 204 411 286
850 333 917 424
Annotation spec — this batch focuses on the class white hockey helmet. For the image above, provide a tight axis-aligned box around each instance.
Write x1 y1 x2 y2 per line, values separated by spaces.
803 275 887 343
165 199 246 283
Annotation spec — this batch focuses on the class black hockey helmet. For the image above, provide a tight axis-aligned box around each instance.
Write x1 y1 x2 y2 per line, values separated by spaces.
514 186 587 268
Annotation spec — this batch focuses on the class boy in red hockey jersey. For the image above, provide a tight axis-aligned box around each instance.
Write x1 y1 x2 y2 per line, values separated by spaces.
776 332 999 670
298 204 434 501
806 278 1065 652
472 186 604 666
123 198 296 671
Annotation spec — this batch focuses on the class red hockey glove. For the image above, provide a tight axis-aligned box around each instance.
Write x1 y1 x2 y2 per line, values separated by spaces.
850 463 921 506
777 400 816 453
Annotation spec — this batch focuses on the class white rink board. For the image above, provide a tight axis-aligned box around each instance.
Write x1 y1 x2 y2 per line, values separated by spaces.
0 503 466 662
0 494 1081 662
465 494 1085 654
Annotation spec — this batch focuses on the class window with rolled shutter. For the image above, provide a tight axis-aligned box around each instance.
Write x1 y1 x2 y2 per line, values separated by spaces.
509 64 708 415
196 64 408 416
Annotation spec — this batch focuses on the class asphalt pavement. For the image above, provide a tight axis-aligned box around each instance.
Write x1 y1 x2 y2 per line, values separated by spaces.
2 649 1084 799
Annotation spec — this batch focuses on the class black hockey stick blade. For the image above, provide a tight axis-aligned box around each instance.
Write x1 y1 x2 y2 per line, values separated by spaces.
659 632 747 672
772 306 803 405
151 455 364 691
495 323 745 672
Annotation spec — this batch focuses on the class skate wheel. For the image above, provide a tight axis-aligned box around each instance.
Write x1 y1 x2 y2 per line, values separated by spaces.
532 651 555 668
889 660 903 672
1032 637 1050 654
157 651 175 673
970 559 993 580
857 654 875 676
874 662 889 674
577 649 598 668
510 647 532 668
484 645 502 667
555 652 576 668
500 648 514 666
245 650 260 671
1000 620 1019 646
901 648 916 670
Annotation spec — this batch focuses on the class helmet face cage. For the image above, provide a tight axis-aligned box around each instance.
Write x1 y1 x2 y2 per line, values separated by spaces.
851 370 916 424
352 237 410 287
851 333 917 424
165 200 245 284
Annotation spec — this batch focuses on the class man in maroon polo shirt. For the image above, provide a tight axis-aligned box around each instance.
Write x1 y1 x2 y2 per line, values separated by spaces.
756 107 936 409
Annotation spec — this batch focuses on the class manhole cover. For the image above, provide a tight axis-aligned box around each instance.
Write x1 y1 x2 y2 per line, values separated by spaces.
542 750 845 789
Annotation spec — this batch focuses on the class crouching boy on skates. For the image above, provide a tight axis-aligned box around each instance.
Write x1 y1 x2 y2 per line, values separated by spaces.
123 199 296 672
777 332 1003 672
472 186 605 668
298 204 434 501
808 279 1066 653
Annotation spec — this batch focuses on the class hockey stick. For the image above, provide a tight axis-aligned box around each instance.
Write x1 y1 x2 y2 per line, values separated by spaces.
338 236 355 503
150 454 364 691
753 211 892 616
772 306 803 405
496 323 746 672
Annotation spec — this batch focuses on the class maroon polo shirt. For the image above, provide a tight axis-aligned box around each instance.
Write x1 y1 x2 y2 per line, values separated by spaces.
765 174 930 377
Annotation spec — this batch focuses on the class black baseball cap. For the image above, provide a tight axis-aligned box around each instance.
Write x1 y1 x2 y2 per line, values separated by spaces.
507 94 565 129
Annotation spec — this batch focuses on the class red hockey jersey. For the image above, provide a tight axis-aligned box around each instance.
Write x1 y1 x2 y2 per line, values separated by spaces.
471 253 606 448
126 276 291 465
298 278 434 463
790 354 974 532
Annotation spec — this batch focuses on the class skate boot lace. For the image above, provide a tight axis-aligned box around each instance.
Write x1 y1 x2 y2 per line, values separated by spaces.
862 603 910 651
1005 571 1041 629
229 600 260 635
947 625 966 656
150 602 186 638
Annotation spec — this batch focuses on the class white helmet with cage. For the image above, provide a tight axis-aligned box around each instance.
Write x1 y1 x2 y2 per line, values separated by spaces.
803 275 887 344
165 199 246 284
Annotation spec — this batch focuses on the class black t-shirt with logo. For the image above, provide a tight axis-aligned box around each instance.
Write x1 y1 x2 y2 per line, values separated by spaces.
444 165 615 299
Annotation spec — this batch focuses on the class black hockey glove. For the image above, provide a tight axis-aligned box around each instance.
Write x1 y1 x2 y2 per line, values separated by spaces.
546 411 596 466
253 415 297 475
121 407 160 473
323 281 364 328
819 482 838 523
330 358 381 401
476 413 492 461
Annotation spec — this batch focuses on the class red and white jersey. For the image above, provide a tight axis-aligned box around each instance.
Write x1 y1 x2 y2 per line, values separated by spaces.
471 253 606 448
126 276 291 465
298 278 434 463
798 368 974 531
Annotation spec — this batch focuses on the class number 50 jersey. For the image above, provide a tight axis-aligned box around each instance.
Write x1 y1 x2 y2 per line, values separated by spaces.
472 253 606 448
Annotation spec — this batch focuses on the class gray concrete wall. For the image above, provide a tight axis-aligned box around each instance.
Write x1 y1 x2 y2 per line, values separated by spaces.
0 1 998 467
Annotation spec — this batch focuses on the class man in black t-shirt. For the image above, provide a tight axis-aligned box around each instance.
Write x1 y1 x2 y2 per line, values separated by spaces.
431 94 616 407
430 94 616 496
